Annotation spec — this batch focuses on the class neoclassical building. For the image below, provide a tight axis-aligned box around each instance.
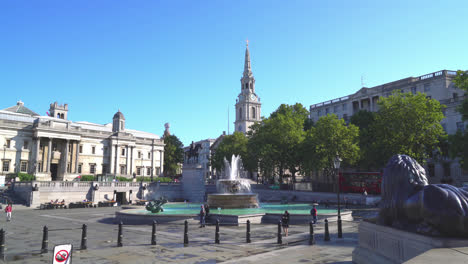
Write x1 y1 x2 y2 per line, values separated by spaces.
0 101 164 181
235 42 262 134
309 70 468 186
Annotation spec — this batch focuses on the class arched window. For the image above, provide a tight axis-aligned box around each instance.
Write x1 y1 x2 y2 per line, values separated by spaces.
239 107 242 119
60 113 64 119
251 107 256 119
57 114 60 118
245 83 248 89
238 125 242 131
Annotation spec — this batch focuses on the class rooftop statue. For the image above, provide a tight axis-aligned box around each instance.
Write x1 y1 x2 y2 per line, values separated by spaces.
145 197 168 213
378 154 468 237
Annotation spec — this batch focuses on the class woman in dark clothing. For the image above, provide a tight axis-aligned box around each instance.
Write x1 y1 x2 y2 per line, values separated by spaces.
281 210 290 237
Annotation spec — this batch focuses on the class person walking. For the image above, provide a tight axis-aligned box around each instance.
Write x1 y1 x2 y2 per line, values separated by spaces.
310 205 317 224
281 210 290 237
199 205 206 228
5 203 12 222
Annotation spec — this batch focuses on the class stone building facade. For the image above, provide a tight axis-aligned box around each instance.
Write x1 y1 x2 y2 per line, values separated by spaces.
235 42 262 134
0 101 164 181
309 70 468 186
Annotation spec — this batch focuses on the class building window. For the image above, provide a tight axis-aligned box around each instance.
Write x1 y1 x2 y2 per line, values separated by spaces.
23 141 29 150
102 164 108 174
121 148 125 156
104 147 108 155
325 108 329 114
333 105 339 113
20 161 28 172
79 145 83 154
2 161 9 172
317 110 321 117
342 104 347 111
137 167 142 176
343 114 348 122
147 167 151 176
411 86 416 94
156 167 160 175
239 107 242 118
138 152 141 159
78 164 82 174
424 83 431 92
6 140 10 148
37 162 42 172
90 164 96 174
457 122 465 133
453 93 459 100
251 107 256 118
92 146 96 154
442 123 447 132
120 165 126 175
148 152 151 159
426 95 432 100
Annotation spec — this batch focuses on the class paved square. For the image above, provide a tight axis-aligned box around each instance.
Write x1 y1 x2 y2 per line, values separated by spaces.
0 207 359 263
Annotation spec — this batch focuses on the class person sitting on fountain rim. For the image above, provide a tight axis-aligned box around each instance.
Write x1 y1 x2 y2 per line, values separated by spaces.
281 210 290 237
199 205 206 228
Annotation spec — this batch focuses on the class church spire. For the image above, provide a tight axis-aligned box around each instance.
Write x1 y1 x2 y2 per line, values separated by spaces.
243 39 252 78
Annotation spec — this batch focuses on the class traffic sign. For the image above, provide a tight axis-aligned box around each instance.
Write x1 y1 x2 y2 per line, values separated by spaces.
53 244 72 264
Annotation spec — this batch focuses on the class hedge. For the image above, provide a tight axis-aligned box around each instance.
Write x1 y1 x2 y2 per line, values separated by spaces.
17 173 34 182
80 175 95 181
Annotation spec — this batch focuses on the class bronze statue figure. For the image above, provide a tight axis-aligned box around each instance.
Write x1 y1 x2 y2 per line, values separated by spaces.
378 154 468 237
145 197 168 213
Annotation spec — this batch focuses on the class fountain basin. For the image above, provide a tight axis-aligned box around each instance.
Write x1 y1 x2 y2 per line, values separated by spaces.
207 193 259 209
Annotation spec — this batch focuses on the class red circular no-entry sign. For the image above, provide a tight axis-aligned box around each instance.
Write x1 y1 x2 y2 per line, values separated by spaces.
55 250 69 262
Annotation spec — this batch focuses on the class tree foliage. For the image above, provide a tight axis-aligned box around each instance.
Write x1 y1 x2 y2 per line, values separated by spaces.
371 91 445 165
211 132 248 173
448 70 468 168
163 134 184 176
301 114 360 177
247 103 309 183
350 110 379 170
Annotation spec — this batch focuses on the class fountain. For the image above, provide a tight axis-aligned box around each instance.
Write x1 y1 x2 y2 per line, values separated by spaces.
207 155 259 209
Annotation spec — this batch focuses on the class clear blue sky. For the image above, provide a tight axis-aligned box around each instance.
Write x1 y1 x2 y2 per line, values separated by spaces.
1 1 467 146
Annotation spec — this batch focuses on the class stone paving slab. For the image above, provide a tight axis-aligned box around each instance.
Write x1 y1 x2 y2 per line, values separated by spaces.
0 207 359 263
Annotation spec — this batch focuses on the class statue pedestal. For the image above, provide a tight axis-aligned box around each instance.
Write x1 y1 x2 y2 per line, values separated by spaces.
182 163 205 203
352 221 468 264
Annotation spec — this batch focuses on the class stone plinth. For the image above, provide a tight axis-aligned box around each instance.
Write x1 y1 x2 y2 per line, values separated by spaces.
352 221 468 264
182 163 206 203
207 193 259 209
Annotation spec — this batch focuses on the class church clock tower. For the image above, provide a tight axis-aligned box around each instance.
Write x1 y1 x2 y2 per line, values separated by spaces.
235 41 261 134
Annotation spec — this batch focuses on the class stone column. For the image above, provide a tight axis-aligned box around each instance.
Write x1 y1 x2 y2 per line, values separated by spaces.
151 140 154 179
47 138 52 173
34 137 40 173
160 149 164 175
109 141 114 176
125 145 129 175
114 144 118 176
75 141 80 173
63 140 69 178
130 146 134 175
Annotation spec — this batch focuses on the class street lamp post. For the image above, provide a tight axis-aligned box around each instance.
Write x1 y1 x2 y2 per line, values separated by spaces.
334 154 343 238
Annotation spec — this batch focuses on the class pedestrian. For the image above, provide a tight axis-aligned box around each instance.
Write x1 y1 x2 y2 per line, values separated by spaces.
204 204 210 217
5 203 12 222
281 210 290 237
310 205 317 224
199 205 206 228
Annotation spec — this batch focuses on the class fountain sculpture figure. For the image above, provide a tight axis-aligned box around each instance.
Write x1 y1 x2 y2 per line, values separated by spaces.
207 155 259 209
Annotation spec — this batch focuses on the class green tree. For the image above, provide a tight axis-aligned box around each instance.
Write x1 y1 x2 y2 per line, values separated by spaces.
372 91 445 166
301 114 360 179
247 103 309 183
448 70 468 169
163 135 184 177
211 132 248 173
350 110 379 170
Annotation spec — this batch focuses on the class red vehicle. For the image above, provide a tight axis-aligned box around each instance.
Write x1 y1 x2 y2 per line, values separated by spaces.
339 172 382 194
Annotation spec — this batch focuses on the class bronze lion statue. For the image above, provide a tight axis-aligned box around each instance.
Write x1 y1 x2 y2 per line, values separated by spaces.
378 154 468 237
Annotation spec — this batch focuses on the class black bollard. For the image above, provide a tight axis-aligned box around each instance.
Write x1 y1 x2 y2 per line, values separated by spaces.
246 220 251 243
0 229 5 260
277 221 282 244
309 221 315 245
215 219 220 244
117 222 123 247
41 226 48 254
151 220 157 245
81 224 87 250
338 215 343 238
183 220 189 245
324 219 330 241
